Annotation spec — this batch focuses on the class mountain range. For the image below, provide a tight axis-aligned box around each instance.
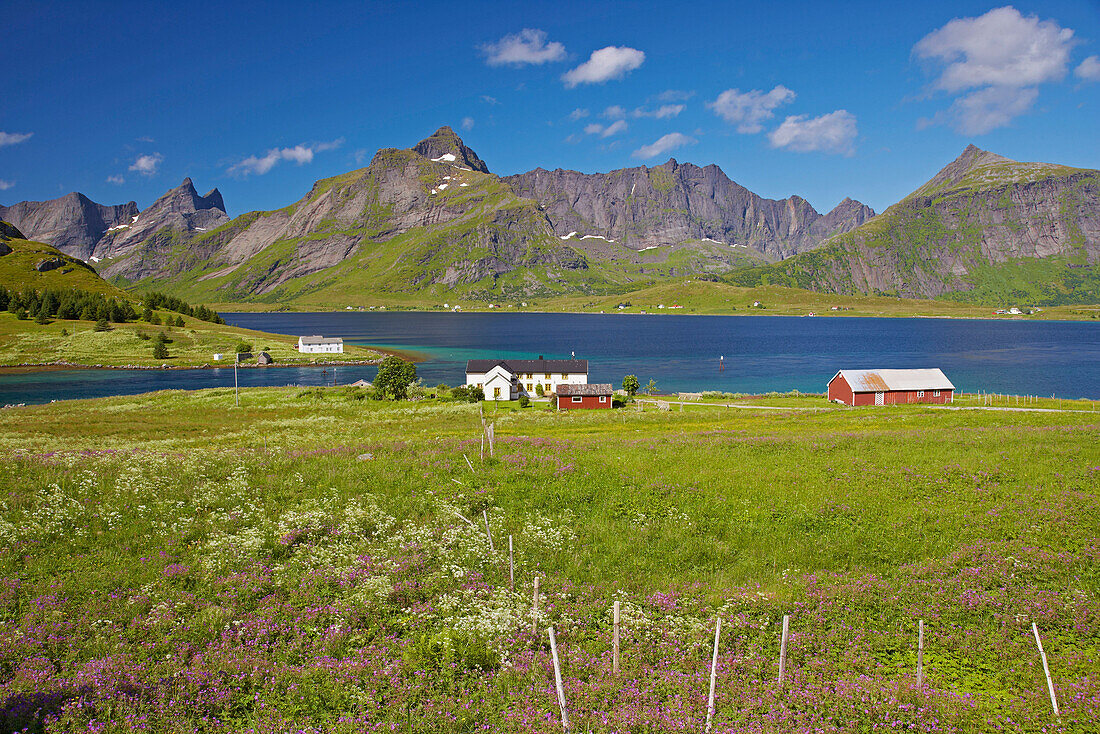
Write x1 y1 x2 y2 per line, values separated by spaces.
2 127 1097 306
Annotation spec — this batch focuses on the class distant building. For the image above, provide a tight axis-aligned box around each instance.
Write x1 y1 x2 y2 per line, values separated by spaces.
348 379 372 388
556 383 613 410
465 357 588 401
257 351 274 365
298 335 344 354
827 369 955 406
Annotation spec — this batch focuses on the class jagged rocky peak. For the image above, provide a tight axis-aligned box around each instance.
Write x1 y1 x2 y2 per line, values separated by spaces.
0 193 139 259
412 126 490 173
152 177 226 215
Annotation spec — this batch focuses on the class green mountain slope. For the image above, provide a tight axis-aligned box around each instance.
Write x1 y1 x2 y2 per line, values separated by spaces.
726 145 1099 305
0 220 128 297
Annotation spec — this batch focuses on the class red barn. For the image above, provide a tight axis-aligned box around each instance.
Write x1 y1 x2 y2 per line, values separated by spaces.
556 383 614 410
827 369 955 406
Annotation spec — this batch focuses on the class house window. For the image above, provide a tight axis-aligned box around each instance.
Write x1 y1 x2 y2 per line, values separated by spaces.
494 387 501 398
917 391 925 397
545 383 551 393
562 373 569 379
527 383 533 391
545 373 551 379
572 396 582 403
599 396 606 403
933 390 940 397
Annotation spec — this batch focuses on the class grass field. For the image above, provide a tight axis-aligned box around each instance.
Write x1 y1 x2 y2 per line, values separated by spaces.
0 389 1096 732
0 312 386 368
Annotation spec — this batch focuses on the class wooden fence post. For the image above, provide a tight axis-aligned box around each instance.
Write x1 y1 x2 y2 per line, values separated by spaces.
532 577 540 635
1032 622 1060 717
483 510 494 552
509 534 514 591
916 619 924 689
613 600 620 676
548 626 570 732
705 617 721 734
777 614 790 687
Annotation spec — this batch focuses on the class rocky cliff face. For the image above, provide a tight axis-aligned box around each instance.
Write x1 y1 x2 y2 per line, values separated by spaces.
730 146 1100 302
0 194 138 260
503 160 874 261
0 179 227 264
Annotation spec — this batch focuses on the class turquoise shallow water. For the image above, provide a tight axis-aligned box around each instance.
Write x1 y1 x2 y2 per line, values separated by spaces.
2 312 1099 405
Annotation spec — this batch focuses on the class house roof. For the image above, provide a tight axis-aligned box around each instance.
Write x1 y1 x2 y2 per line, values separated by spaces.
556 383 613 396
299 335 343 345
466 358 588 374
831 369 955 392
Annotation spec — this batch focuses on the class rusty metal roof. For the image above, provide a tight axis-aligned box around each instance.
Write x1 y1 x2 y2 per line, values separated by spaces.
831 369 955 392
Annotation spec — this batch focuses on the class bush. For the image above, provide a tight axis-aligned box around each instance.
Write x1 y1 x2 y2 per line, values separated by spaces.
374 356 418 400
451 385 470 401
535 383 545 397
518 395 530 408
93 318 111 332
468 386 484 402
235 342 252 354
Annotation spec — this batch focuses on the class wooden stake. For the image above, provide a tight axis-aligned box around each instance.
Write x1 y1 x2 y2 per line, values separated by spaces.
1032 622 1059 717
509 534 514 590
463 453 475 473
916 619 924 689
777 614 790 687
612 600 620 676
532 577 540 635
548 626 570 732
483 509 494 552
705 617 721 734
452 510 478 530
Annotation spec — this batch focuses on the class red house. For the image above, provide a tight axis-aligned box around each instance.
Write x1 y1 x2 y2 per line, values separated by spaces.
556 383 614 410
827 369 955 406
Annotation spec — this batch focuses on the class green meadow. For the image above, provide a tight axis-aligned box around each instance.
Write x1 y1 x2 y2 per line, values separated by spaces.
0 389 1097 731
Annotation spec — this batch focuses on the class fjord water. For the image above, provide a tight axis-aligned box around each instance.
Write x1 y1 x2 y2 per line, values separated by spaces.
3 312 1098 405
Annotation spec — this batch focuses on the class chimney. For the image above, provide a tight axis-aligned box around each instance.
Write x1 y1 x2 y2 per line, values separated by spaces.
538 355 544 360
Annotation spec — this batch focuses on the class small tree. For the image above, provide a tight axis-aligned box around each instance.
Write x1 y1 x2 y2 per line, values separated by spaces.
642 378 658 395
468 386 485 402
34 310 49 325
142 305 154 322
622 375 639 396
518 395 530 408
235 342 252 354
93 318 111 332
14 307 27 320
152 340 169 359
535 383 545 397
374 356 417 400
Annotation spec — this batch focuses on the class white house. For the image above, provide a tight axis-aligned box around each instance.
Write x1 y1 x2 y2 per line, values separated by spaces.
298 335 344 354
465 357 588 401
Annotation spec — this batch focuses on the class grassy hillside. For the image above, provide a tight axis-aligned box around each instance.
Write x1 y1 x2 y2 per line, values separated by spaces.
0 311 386 368
0 390 1096 731
0 236 129 297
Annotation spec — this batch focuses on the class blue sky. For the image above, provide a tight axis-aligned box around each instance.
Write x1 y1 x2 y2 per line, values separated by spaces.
3 0 1099 217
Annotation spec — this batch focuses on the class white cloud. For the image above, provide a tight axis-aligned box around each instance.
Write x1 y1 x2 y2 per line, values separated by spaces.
768 111 857 155
656 89 694 102
354 149 368 164
228 138 344 177
1076 55 1100 82
129 153 163 176
481 29 566 66
708 86 795 133
480 95 499 105
562 46 645 87
633 104 685 119
601 105 627 119
915 6 1074 91
106 175 126 185
584 120 628 138
632 132 696 159
913 6 1076 134
0 180 14 191
0 131 33 148
569 108 590 120
137 136 155 143
947 86 1038 134
461 117 475 131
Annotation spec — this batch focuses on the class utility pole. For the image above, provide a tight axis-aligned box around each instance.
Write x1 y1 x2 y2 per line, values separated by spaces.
234 358 239 407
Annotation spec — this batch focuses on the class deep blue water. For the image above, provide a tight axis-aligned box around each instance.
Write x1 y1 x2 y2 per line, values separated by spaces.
2 312 1099 405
